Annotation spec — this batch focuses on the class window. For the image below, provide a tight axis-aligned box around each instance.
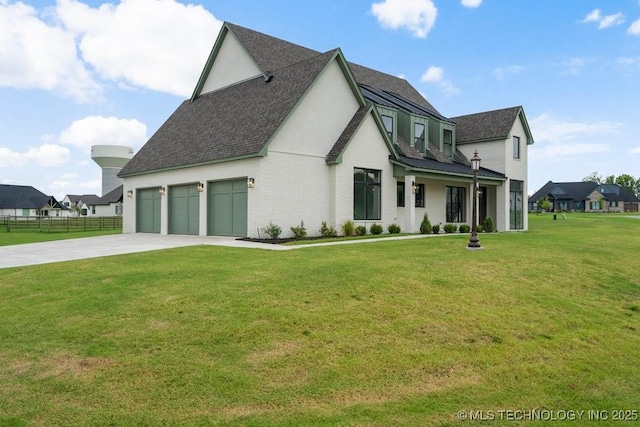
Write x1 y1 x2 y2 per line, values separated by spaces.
415 183 425 208
510 180 524 230
446 186 465 222
354 168 381 220
81 208 88 216
381 115 393 140
22 209 29 217
590 201 601 210
513 136 521 159
115 205 119 215
397 182 405 207
443 129 453 157
610 201 618 208
91 206 96 215
414 123 425 153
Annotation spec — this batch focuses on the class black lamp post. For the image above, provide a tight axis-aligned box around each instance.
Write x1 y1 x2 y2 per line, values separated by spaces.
467 150 482 249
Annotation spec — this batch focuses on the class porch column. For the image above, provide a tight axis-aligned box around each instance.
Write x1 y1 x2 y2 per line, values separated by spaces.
404 175 416 232
160 184 169 235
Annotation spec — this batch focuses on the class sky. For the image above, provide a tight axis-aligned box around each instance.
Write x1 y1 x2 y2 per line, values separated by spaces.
1 0 639 200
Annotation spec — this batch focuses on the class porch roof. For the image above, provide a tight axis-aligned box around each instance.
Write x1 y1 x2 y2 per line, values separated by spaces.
391 155 506 182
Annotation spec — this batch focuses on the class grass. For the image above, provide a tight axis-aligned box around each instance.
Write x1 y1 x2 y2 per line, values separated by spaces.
0 228 122 247
0 213 639 425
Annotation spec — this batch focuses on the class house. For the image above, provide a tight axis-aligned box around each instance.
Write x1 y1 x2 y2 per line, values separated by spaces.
118 23 533 238
0 184 64 217
529 181 640 212
62 186 124 217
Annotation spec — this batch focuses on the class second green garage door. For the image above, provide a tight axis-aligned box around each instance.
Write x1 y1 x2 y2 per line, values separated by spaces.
169 184 200 235
208 179 247 237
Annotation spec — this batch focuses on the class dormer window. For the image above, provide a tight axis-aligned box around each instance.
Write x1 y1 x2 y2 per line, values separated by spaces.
443 129 453 157
381 115 393 140
414 123 425 153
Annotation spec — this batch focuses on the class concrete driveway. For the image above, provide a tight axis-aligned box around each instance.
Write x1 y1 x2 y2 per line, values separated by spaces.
0 233 288 269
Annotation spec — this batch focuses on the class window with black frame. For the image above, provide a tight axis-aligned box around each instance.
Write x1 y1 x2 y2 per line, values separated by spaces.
446 186 465 222
354 168 381 220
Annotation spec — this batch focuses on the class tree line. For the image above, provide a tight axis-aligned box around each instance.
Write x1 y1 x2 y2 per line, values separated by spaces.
582 172 640 197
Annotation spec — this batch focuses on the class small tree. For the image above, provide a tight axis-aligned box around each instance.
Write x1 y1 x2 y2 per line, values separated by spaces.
69 202 82 217
419 213 432 234
539 197 551 212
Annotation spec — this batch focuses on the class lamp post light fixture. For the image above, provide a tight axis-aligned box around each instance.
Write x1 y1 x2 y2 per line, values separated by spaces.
467 150 483 250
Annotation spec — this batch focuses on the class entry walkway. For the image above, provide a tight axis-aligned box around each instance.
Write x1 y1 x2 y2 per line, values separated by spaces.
0 233 435 269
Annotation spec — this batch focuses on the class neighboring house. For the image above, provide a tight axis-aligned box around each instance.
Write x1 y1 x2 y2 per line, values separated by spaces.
119 22 534 238
529 181 640 212
63 186 124 217
0 184 64 217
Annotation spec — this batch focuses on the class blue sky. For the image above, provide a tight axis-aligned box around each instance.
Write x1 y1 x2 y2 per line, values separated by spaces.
1 0 639 200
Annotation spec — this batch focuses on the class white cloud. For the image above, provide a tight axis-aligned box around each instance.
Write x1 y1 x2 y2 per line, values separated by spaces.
630 146 640 154
56 0 222 97
371 0 437 38
493 65 525 80
0 1 101 102
58 116 148 150
461 0 482 8
420 66 458 93
557 57 592 76
628 18 640 35
0 144 70 168
528 113 621 160
580 9 625 29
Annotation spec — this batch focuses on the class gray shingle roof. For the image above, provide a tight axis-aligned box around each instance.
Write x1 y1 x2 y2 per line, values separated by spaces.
326 104 372 164
529 181 598 202
452 106 523 144
227 23 437 112
0 184 58 209
120 50 338 176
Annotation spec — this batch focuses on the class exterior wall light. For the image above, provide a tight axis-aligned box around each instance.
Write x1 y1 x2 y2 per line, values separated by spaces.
467 150 482 250
412 180 417 194
159 186 166 195
127 190 133 198
197 182 205 192
247 177 255 188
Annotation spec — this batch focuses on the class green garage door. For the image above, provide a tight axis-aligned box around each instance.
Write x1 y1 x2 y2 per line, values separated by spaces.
137 188 161 233
169 184 200 235
208 179 247 237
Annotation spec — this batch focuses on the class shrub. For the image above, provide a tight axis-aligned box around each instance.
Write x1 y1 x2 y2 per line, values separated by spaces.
444 223 458 233
319 221 338 238
431 224 440 234
483 216 495 233
419 213 432 234
261 222 282 239
370 223 383 235
387 223 401 234
341 219 355 237
459 224 471 233
290 220 307 239
476 224 484 233
355 225 367 236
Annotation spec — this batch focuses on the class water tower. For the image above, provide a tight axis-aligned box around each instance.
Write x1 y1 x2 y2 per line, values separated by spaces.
91 145 134 196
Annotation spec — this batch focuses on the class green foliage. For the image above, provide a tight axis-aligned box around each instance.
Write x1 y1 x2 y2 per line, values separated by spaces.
387 223 401 234
290 220 307 239
369 223 383 235
261 222 282 239
483 216 495 233
319 221 338 238
341 219 355 237
476 224 484 233
355 225 367 236
459 224 471 233
539 197 551 211
419 213 432 234
431 224 440 234
443 223 458 233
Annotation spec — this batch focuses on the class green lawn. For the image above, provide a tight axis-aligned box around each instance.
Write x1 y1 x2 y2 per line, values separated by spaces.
0 228 122 247
1 214 639 425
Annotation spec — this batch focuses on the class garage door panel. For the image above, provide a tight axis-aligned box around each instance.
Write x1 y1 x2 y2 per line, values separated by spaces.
169 184 199 235
137 188 161 233
209 179 248 237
